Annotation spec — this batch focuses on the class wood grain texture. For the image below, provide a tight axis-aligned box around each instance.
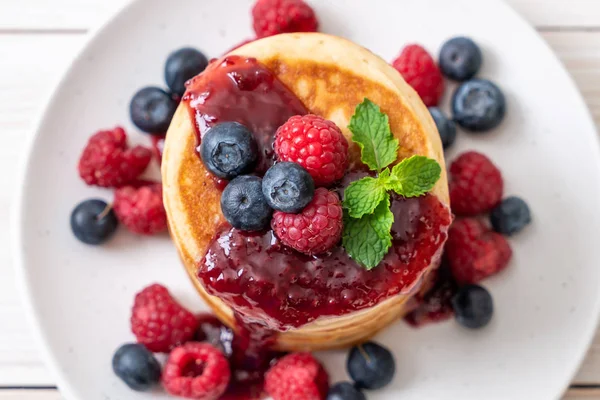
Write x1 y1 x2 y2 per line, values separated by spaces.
0 0 600 30
1 0 600 396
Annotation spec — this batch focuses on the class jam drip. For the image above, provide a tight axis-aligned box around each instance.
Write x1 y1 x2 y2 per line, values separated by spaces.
183 55 308 175
200 192 451 329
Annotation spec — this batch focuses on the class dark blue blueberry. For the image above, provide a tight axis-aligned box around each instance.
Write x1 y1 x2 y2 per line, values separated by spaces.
490 196 531 236
429 107 457 149
200 122 258 180
262 162 314 213
327 382 366 400
347 341 395 390
452 284 494 329
221 175 272 231
130 86 178 135
452 79 506 132
112 343 161 391
165 47 209 96
439 37 483 81
70 199 118 245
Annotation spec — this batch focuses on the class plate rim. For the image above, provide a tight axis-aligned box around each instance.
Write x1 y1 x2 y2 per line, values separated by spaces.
11 0 600 398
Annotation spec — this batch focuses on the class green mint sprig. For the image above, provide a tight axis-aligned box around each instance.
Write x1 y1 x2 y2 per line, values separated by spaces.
342 98 441 270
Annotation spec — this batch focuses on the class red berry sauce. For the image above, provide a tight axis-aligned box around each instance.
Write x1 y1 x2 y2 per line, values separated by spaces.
183 55 308 177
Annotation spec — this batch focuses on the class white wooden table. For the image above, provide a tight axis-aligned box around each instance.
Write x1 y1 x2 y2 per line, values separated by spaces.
1 0 600 398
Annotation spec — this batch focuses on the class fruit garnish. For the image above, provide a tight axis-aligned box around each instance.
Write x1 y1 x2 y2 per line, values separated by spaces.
165 47 209 97
262 162 315 213
452 284 494 329
70 199 118 245
439 37 482 82
221 175 272 231
452 79 506 132
342 98 441 269
112 343 161 392
347 342 395 390
265 353 329 400
130 86 178 134
114 183 168 235
392 44 444 107
252 0 318 39
490 196 531 236
428 107 457 149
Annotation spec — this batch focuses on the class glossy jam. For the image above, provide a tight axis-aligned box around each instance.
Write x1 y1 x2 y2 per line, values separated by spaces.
195 314 280 400
183 55 308 176
200 191 451 329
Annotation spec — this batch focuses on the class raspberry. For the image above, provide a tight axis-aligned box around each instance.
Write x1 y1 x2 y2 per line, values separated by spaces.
392 45 444 107
113 183 168 235
274 115 349 186
271 188 342 255
252 0 318 38
446 218 512 284
449 151 503 216
131 284 199 353
265 353 329 400
162 342 231 400
78 127 152 188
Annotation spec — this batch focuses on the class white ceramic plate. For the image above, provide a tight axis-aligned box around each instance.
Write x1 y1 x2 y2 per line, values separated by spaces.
13 0 600 399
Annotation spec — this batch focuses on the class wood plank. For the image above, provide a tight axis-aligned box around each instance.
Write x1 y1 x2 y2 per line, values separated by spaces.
1 28 600 388
0 0 599 31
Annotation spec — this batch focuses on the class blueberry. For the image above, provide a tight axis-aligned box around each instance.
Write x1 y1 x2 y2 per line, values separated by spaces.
165 47 209 96
439 37 483 81
347 341 395 390
221 175 272 231
262 162 315 213
112 343 161 391
200 122 258 180
490 196 531 236
130 86 178 135
452 284 494 329
327 382 366 400
70 199 118 245
429 107 457 149
452 79 506 132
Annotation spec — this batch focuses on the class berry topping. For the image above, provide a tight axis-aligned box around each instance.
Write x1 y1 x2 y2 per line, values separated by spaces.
449 151 503 215
439 37 483 81
327 382 366 400
165 47 209 96
446 218 513 284
271 187 342 255
428 107 457 149
452 79 506 132
200 122 259 180
221 175 273 231
130 87 178 134
112 343 161 391
274 114 349 187
262 162 315 213
252 0 318 38
130 284 198 353
113 183 167 235
490 196 532 236
162 342 231 400
77 127 152 188
195 314 234 358
347 342 395 390
452 284 494 329
70 199 118 245
392 44 444 107
265 353 329 400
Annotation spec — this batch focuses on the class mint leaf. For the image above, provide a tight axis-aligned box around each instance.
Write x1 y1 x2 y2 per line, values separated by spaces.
388 155 441 197
348 98 399 172
342 193 394 270
343 176 387 218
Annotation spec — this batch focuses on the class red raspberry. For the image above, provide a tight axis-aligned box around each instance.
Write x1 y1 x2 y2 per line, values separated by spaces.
272 188 342 255
265 353 329 400
131 284 199 353
449 151 504 216
446 218 513 284
275 115 349 186
252 0 318 38
162 342 231 400
392 44 444 107
78 127 152 188
113 183 168 235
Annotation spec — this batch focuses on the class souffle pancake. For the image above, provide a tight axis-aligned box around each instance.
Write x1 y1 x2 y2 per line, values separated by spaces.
162 33 451 351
